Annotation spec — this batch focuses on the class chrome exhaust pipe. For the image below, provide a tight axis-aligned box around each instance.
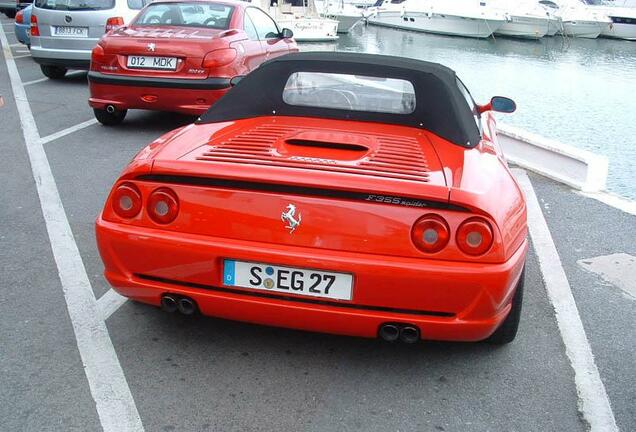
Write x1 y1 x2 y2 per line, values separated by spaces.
378 324 400 342
177 297 196 315
160 295 177 313
106 104 116 114
399 326 420 344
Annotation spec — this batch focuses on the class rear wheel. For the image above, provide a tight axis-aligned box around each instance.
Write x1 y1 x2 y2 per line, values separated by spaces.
5 10 16 18
484 266 525 345
93 107 127 126
40 65 67 79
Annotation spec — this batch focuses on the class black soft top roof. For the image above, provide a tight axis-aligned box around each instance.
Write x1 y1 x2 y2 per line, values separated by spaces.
198 52 481 147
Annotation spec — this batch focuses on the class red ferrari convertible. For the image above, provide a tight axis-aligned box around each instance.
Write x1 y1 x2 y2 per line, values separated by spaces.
96 52 528 344
88 0 297 125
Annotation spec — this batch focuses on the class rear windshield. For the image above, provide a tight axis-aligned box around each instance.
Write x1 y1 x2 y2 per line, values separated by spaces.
134 2 235 29
283 72 417 115
34 0 115 11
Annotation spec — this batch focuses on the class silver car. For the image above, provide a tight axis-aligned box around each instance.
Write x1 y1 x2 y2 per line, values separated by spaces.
30 0 142 79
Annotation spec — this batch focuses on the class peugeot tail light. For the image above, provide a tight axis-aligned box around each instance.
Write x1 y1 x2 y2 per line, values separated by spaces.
411 214 450 253
30 14 40 37
202 48 237 68
457 217 494 256
105 16 124 33
147 188 179 224
112 183 142 219
15 9 24 24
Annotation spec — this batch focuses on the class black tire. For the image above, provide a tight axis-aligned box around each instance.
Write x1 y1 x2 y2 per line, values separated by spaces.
484 266 525 345
40 65 67 79
93 108 127 126
6 10 16 18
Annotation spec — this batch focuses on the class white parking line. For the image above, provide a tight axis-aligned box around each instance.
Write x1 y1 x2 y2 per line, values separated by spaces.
1 25 145 432
514 169 618 432
97 289 129 320
23 77 48 86
40 118 98 145
13 53 31 59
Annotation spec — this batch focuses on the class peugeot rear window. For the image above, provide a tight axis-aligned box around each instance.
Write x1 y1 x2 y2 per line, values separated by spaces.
134 2 234 29
282 72 416 115
34 0 115 11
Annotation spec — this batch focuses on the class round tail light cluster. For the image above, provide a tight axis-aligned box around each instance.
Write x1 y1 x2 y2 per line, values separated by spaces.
111 183 179 224
411 214 450 253
147 188 179 224
456 218 494 256
112 182 141 218
412 215 494 256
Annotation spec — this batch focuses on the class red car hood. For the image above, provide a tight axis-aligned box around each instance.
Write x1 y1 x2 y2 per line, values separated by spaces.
149 116 451 203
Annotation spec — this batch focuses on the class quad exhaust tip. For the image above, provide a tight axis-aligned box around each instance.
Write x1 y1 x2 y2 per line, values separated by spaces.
161 294 197 315
399 326 420 344
160 295 178 313
379 323 421 344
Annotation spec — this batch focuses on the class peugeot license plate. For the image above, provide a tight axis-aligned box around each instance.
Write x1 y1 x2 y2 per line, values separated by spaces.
127 55 177 70
54 26 88 37
223 260 353 301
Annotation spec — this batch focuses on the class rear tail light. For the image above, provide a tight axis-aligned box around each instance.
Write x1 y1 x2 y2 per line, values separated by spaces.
30 14 40 37
15 9 23 24
112 183 142 219
456 217 494 256
202 48 237 68
411 214 450 253
105 16 124 33
147 188 179 224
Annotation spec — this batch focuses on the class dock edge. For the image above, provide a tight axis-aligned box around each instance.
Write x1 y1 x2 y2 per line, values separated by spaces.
498 123 609 193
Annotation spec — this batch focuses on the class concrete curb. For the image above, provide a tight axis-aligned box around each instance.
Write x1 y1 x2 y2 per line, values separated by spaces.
498 123 609 193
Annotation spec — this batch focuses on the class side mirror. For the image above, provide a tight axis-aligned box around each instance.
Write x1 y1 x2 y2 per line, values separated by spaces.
489 96 516 113
230 76 244 87
280 28 294 39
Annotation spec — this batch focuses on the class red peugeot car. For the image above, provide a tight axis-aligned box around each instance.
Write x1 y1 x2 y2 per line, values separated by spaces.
96 52 528 345
88 0 297 125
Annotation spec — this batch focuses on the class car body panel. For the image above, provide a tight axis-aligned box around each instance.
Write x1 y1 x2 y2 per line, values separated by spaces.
15 4 32 46
88 1 297 114
95 53 528 341
30 0 141 67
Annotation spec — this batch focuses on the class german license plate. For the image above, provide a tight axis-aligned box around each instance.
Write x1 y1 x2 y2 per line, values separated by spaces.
223 260 353 301
54 26 88 37
127 55 177 70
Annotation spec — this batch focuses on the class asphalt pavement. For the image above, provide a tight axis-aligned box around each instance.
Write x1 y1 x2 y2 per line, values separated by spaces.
1 15 634 432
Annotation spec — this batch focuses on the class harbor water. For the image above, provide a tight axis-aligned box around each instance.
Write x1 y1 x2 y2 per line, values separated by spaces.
302 24 636 200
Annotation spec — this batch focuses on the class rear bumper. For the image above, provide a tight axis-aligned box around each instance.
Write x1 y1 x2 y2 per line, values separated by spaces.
88 72 230 115
15 23 30 45
88 71 231 90
96 217 528 341
31 44 91 68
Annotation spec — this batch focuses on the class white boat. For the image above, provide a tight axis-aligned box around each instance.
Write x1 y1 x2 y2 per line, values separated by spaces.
538 1 565 35
594 5 636 40
315 0 364 33
492 1 553 39
268 0 339 41
553 0 611 38
366 0 505 39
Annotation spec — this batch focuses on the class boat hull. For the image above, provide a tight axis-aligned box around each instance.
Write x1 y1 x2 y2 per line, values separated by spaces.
495 15 550 39
368 11 502 39
324 13 363 33
560 20 602 38
276 17 339 41
601 20 636 40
